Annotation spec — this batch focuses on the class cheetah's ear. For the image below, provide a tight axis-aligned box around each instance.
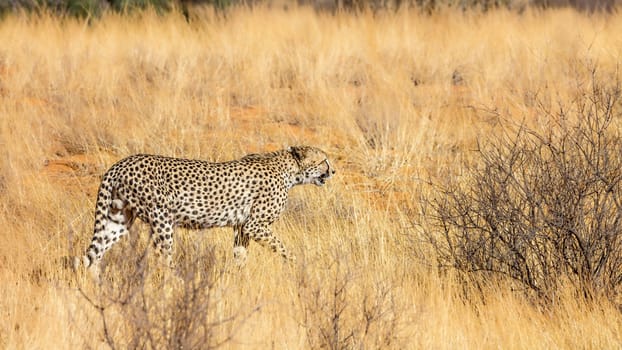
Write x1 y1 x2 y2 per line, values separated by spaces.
288 146 304 162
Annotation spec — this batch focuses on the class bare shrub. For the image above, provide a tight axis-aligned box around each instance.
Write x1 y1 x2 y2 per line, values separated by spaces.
75 242 257 349
422 69 622 304
296 253 401 349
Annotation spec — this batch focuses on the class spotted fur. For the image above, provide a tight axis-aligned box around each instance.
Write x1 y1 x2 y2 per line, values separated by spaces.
78 146 335 276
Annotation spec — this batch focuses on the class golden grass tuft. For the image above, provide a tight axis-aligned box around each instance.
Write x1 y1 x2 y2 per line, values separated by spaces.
1 6 622 349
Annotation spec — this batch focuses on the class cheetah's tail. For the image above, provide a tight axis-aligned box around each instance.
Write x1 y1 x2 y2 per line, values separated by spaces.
72 255 92 269
82 172 117 269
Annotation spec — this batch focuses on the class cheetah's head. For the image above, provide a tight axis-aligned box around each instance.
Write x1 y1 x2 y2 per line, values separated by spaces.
289 146 336 186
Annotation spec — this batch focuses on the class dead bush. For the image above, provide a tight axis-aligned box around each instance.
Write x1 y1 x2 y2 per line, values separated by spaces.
422 69 622 305
75 242 257 349
296 253 401 349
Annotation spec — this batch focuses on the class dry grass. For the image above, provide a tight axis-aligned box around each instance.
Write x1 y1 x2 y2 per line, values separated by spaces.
1 5 622 349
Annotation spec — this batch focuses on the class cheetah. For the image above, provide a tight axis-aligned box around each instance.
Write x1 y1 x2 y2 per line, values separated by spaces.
77 146 335 277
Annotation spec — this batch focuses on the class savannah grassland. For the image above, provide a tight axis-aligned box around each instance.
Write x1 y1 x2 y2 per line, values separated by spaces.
1 5 622 349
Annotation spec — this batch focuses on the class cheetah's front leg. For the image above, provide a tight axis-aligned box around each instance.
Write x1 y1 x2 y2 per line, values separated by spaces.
243 220 296 263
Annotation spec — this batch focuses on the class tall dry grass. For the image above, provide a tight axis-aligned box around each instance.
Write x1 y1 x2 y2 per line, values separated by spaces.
1 5 622 349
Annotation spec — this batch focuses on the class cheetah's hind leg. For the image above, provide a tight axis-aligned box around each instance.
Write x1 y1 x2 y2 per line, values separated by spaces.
233 224 250 267
149 213 176 269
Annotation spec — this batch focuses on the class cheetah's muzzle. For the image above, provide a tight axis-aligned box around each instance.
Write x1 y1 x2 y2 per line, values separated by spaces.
313 159 335 186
